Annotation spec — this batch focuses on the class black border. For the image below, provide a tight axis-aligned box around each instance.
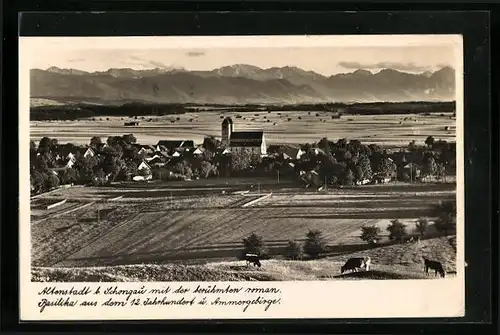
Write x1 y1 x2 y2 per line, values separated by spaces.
2 8 496 335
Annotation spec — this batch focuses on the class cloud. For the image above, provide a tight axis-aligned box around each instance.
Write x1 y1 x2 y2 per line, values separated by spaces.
186 51 205 57
68 58 85 63
339 61 433 72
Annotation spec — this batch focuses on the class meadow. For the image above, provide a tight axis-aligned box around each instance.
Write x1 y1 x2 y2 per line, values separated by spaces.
30 110 455 147
30 182 456 281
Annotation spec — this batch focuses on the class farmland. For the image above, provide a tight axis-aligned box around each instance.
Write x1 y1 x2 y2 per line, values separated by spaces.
31 181 456 281
30 110 455 148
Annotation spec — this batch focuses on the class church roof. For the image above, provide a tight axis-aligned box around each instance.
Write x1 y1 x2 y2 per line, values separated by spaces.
229 131 264 147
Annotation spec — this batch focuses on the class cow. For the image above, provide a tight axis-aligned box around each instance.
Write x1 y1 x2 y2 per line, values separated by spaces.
340 257 371 274
423 257 446 278
245 253 262 268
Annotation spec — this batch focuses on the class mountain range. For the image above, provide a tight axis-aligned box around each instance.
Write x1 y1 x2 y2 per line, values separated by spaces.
30 64 456 105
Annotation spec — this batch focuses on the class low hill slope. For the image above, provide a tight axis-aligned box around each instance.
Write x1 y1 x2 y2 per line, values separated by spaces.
32 236 456 282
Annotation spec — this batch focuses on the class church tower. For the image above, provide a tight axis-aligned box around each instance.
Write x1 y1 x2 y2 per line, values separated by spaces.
221 117 233 147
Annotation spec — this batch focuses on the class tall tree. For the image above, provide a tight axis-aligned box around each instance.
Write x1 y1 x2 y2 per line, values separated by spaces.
90 136 102 148
423 156 438 178
425 136 435 148
122 134 137 145
202 136 218 152
303 229 327 259
386 219 407 242
242 232 268 257
357 154 373 180
360 225 381 245
344 168 355 186
415 217 429 237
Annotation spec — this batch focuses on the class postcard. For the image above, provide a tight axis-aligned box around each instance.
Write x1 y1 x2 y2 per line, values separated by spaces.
19 34 464 320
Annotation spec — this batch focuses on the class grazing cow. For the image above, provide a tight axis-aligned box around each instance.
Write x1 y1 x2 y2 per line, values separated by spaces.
341 257 371 274
423 257 446 277
245 253 262 268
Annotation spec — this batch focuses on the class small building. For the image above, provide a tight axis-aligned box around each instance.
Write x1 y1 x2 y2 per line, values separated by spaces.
76 147 96 159
402 162 421 180
193 146 205 155
356 178 371 186
145 154 162 162
65 159 75 169
136 161 153 180
156 140 194 151
266 145 305 161
134 144 155 156
314 148 326 156
52 145 76 162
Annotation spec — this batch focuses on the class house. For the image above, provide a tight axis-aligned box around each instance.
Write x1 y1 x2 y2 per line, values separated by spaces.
145 154 161 162
156 140 195 151
95 143 109 151
158 151 171 160
145 153 170 167
314 148 326 156
356 178 371 186
136 161 153 180
193 146 205 155
373 172 394 184
155 145 169 153
65 159 75 169
148 156 167 167
266 145 305 161
52 145 76 161
295 149 306 160
75 147 96 158
402 162 421 180
134 144 155 156
221 117 267 156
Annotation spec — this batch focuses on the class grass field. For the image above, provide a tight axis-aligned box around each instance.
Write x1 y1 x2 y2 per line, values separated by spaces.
32 235 457 282
30 110 455 147
30 181 456 283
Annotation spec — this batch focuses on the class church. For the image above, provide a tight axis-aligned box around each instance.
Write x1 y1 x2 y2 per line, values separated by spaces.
221 117 267 156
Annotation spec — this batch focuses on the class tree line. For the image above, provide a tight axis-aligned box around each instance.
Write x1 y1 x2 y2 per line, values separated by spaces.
241 198 456 262
30 103 189 121
31 101 455 121
30 133 456 195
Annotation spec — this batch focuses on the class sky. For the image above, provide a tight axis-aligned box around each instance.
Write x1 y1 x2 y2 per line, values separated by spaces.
23 36 459 76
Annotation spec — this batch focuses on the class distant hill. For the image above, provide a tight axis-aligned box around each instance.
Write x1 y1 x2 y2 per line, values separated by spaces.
31 65 456 105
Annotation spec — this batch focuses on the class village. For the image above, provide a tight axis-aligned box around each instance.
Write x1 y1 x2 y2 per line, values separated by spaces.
30 116 456 195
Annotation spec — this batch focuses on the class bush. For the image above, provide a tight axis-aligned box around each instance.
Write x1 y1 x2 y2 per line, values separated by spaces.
415 217 429 237
433 200 456 235
284 240 303 260
242 232 268 258
386 219 407 242
434 217 456 236
303 229 327 259
360 225 381 245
